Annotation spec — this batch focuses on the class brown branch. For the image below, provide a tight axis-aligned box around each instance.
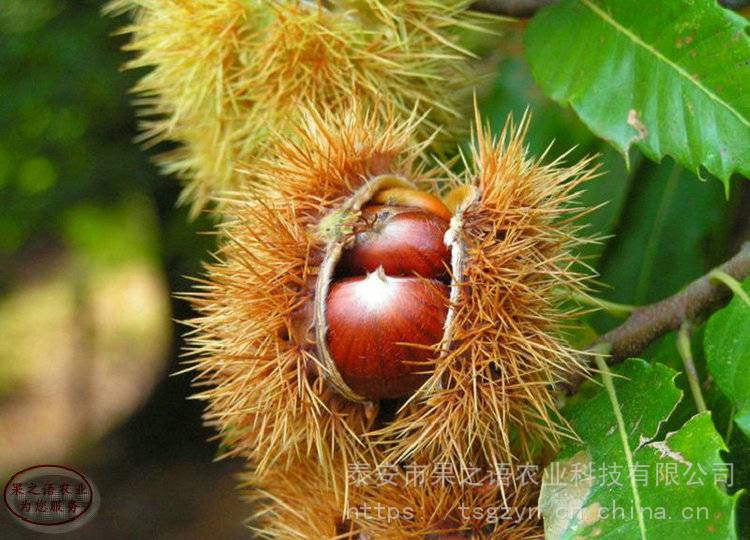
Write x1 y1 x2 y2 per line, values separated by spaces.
719 0 750 7
564 242 750 393
470 0 552 17
599 242 750 359
471 0 750 17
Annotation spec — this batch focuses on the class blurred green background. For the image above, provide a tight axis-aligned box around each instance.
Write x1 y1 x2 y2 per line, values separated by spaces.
0 1 748 538
0 1 247 537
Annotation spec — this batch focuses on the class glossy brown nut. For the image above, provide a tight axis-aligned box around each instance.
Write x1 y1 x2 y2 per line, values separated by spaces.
339 205 451 279
326 270 449 399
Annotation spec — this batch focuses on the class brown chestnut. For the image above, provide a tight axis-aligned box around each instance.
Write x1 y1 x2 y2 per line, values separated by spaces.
339 205 451 279
326 269 449 399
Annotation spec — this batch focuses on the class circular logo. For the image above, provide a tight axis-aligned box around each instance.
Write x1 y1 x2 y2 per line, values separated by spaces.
3 465 99 534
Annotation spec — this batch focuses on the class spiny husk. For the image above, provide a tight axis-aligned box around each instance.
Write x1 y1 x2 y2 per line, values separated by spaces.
105 0 485 215
184 104 598 498
244 458 543 539
376 112 599 473
182 106 436 482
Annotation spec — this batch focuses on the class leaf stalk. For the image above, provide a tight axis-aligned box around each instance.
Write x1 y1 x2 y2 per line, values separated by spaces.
676 322 708 414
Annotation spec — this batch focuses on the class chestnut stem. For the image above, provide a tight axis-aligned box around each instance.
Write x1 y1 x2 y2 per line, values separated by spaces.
470 0 750 17
565 242 750 393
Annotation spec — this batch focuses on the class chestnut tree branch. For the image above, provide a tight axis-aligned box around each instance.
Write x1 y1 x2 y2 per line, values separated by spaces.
595 242 750 361
563 242 750 393
470 0 552 17
470 0 750 17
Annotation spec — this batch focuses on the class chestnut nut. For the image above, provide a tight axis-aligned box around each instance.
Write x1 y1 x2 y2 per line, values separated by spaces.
338 205 451 279
325 188 452 400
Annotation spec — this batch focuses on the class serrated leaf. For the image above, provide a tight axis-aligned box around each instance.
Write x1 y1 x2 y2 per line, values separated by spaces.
646 313 750 537
540 359 739 539
644 328 735 437
525 0 750 187
705 277 750 438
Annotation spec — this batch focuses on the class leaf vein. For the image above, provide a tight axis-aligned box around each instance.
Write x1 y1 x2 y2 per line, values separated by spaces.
581 0 750 130
594 355 647 540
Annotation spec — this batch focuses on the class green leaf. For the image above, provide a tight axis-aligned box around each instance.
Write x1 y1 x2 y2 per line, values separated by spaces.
589 159 734 332
647 328 750 539
705 277 750 438
540 359 739 539
724 429 750 539
478 40 633 262
703 276 750 537
525 0 750 187
481 49 597 160
644 328 735 437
